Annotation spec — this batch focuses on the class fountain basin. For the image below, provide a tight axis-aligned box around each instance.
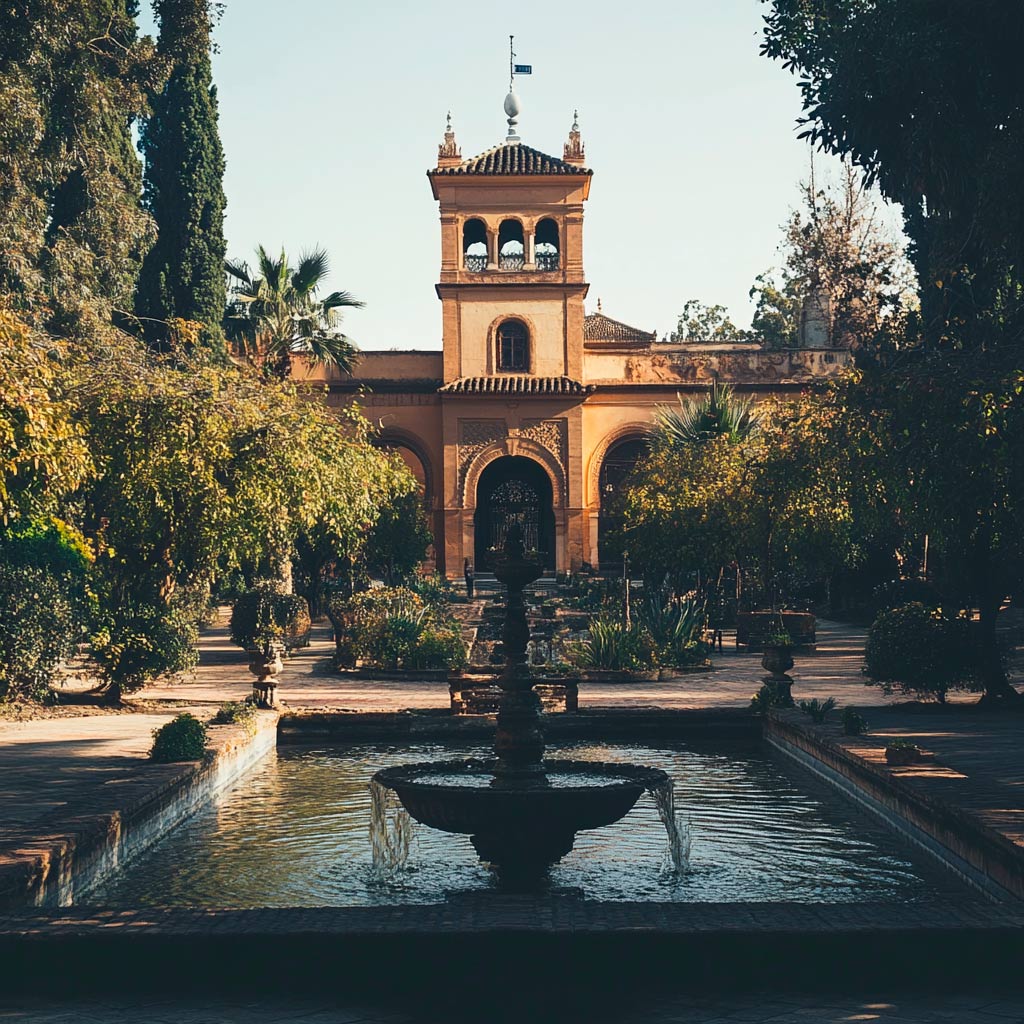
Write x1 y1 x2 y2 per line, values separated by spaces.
373 758 669 887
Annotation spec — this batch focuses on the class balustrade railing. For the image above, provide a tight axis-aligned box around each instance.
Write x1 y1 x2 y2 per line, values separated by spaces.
499 253 526 270
464 254 488 273
536 252 560 271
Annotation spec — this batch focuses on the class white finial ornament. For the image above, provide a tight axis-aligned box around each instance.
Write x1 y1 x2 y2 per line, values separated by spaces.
504 90 522 142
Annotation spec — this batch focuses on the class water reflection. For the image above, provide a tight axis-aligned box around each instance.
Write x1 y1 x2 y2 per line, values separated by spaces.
88 741 966 908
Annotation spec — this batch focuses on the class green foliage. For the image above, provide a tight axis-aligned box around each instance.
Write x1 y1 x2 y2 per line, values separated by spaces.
150 712 207 763
652 382 762 448
864 603 979 701
572 618 650 672
750 683 790 713
841 707 869 736
798 696 836 723
0 563 84 702
229 583 311 650
92 604 199 697
224 246 364 378
210 700 259 735
635 591 708 667
136 0 227 357
0 307 91 522
0 0 162 336
329 586 466 672
670 300 745 343
623 393 856 598
363 489 432 584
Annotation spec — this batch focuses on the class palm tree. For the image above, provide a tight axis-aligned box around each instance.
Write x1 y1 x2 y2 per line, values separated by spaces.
651 380 762 448
224 246 364 378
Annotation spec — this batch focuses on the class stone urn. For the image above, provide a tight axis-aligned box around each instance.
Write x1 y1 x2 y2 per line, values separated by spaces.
248 639 285 708
761 644 795 706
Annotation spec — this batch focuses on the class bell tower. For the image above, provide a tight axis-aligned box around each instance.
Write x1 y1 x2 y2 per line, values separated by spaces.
428 107 594 575
428 110 592 385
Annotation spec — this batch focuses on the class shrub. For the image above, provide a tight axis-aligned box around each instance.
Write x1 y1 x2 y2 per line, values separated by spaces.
150 713 208 763
92 604 199 698
410 624 468 671
798 696 836 723
841 707 869 736
210 700 259 735
230 583 311 651
750 683 791 712
0 562 83 702
573 619 650 671
636 592 708 667
328 586 465 672
864 602 979 701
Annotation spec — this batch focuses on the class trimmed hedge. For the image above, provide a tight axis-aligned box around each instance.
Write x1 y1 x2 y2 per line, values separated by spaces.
150 713 208 763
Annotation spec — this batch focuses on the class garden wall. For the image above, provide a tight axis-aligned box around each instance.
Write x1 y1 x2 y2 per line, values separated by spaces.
0 712 278 909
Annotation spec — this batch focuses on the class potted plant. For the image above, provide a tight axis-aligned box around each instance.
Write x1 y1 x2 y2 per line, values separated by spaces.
885 738 922 766
230 584 310 708
761 623 794 705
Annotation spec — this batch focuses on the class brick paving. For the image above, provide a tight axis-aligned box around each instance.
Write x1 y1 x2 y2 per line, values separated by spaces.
3 992 1024 1023
135 613 899 713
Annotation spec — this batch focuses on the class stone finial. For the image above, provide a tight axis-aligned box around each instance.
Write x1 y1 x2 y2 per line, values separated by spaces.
563 109 585 166
437 111 462 168
597 297 602 312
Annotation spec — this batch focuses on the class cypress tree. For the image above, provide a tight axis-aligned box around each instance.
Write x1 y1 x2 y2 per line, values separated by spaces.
136 0 227 358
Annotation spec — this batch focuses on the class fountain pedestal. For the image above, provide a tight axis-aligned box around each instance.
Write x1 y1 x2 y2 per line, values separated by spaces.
373 525 674 889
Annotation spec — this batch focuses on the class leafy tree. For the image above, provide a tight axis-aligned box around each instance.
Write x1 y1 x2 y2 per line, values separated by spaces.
0 1 163 339
750 163 916 349
224 246 364 378
0 304 90 523
136 0 227 357
364 488 433 585
762 0 1024 701
670 300 745 343
652 381 762 448
622 395 856 604
761 0 1024 355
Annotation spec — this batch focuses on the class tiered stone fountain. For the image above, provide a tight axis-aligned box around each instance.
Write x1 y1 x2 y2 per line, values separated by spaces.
373 525 676 890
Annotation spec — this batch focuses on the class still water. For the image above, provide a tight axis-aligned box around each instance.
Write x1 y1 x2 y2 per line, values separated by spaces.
88 741 967 907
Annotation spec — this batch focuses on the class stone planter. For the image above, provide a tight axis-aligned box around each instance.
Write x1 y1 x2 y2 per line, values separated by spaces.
247 640 284 709
737 610 816 648
761 643 795 706
885 745 921 766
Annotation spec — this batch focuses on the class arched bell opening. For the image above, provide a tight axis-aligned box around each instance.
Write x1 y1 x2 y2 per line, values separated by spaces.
498 219 525 271
534 217 560 271
462 218 488 273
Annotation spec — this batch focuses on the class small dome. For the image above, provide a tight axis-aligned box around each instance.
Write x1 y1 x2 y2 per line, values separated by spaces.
503 90 522 118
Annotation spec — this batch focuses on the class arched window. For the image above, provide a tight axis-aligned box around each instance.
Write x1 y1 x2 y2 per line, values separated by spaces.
462 218 488 273
497 319 529 372
535 218 559 271
498 219 525 270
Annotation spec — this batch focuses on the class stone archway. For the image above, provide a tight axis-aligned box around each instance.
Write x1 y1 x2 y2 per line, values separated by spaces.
594 433 650 570
473 456 555 570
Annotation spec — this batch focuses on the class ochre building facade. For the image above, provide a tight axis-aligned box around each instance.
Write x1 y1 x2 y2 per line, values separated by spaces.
302 116 852 576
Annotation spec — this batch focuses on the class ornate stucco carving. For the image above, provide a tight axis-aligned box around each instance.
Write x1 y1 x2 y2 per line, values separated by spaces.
458 419 507 489
513 419 566 467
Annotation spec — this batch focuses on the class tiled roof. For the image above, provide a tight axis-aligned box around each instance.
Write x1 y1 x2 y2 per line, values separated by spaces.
439 375 593 395
431 143 592 177
584 312 656 345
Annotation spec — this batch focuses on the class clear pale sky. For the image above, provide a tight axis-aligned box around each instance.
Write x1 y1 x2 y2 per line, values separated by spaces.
141 1 863 350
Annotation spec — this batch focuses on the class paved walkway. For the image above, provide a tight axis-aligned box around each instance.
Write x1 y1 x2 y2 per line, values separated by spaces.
4 991 1024 1023
134 613 895 712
